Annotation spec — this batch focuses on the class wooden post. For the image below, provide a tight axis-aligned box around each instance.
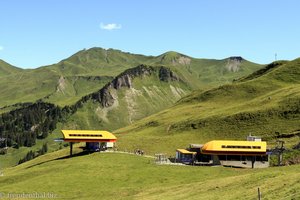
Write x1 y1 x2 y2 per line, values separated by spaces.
70 142 73 157
258 187 261 200
251 156 255 169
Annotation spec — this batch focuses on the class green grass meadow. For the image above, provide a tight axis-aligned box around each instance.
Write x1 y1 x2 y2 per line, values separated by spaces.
0 149 299 200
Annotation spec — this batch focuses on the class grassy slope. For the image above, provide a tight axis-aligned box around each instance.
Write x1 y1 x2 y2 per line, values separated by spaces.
63 68 191 131
0 48 149 109
114 58 300 155
43 75 113 106
0 59 22 77
0 68 59 109
0 67 109 109
152 52 263 90
51 47 153 76
1 150 299 200
42 47 153 106
60 52 263 132
0 123 65 169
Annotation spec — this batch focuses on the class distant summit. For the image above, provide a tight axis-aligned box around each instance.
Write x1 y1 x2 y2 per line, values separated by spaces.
157 51 191 65
226 56 244 72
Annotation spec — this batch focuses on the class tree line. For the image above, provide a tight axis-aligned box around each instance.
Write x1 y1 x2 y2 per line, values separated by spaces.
0 102 62 148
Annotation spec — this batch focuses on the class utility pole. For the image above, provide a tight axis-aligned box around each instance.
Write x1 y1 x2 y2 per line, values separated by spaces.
258 187 262 200
275 53 277 61
0 137 5 176
276 140 285 166
5 130 7 150
273 132 286 166
70 142 73 157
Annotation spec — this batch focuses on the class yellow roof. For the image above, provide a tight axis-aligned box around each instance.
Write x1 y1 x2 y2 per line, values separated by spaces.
202 140 266 155
176 149 197 154
61 130 117 142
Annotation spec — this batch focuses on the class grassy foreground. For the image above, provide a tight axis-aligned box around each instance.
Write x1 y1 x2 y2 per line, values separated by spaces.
1 148 299 200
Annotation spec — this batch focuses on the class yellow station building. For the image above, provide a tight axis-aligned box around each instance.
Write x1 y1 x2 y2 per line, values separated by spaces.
177 136 269 168
60 130 117 156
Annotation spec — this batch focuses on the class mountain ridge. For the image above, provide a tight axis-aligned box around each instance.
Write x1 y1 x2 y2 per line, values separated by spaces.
1 47 264 70
0 47 264 109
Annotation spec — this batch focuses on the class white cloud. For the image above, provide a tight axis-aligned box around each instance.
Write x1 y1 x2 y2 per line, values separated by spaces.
0 46 3 51
100 23 122 30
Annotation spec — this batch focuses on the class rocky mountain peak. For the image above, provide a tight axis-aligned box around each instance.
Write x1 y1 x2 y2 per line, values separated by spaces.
90 65 181 107
226 56 243 72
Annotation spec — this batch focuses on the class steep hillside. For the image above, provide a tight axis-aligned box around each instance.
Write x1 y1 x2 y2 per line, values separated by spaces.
0 68 59 110
42 75 114 106
47 47 153 76
0 48 151 109
1 149 299 200
62 65 191 131
153 53 263 90
0 59 22 77
114 58 300 155
59 54 262 132
235 60 288 82
0 68 109 109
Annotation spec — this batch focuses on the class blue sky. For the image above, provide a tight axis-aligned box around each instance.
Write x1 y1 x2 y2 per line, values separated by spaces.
0 0 299 68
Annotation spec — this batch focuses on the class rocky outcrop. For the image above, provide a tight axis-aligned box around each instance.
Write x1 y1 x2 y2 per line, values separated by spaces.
178 56 191 65
113 74 132 89
226 56 243 72
159 67 180 82
63 64 182 112
94 85 115 107
89 65 181 107
159 52 191 66
229 56 243 62
56 76 66 94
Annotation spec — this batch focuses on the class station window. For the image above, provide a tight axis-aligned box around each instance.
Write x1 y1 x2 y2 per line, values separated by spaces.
69 134 103 137
221 145 261 149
